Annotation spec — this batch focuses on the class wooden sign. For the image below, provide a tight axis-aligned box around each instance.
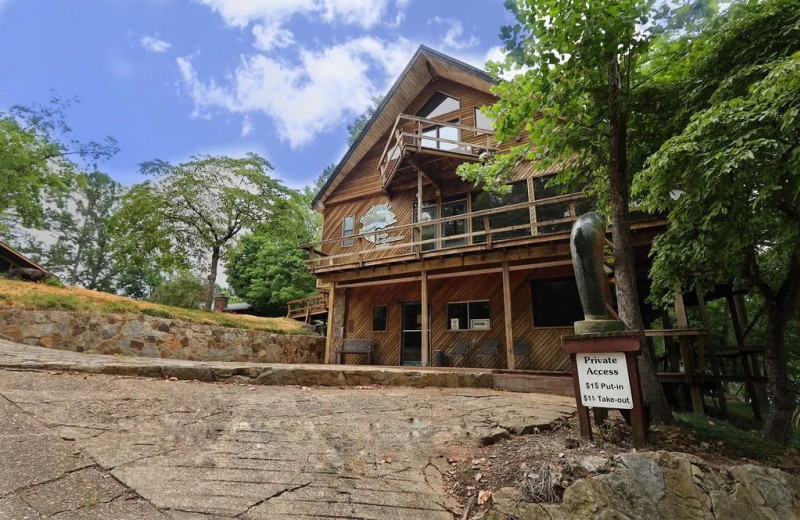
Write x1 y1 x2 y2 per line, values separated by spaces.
561 332 647 448
576 352 633 409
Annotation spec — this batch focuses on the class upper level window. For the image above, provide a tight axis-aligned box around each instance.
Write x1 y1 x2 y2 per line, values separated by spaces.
417 92 460 119
474 107 494 133
420 119 460 151
471 181 531 243
342 215 354 247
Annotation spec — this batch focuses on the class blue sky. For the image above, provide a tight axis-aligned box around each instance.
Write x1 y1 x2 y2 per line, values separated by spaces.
0 0 514 190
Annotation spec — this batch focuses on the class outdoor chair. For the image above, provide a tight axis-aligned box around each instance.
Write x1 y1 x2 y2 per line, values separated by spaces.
476 339 499 359
448 339 472 367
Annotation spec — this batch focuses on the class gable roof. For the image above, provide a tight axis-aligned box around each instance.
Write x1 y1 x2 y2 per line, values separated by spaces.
312 45 499 209
0 241 53 276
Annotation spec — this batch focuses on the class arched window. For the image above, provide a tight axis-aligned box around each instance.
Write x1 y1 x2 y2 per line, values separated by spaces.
416 92 460 119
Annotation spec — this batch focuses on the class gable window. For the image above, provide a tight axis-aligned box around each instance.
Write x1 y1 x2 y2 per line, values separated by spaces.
474 107 494 133
471 181 531 243
447 301 491 330
531 278 584 327
372 305 388 332
417 92 460 119
420 119 460 151
342 215 355 247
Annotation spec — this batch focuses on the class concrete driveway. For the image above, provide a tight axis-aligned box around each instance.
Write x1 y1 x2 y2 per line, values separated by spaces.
0 368 574 519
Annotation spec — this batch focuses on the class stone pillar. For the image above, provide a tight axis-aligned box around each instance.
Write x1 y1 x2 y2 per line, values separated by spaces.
213 296 229 313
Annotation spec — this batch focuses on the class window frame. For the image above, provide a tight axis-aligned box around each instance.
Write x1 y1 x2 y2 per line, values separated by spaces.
446 300 492 331
474 107 494 135
416 91 461 119
372 305 388 332
420 118 461 151
342 215 355 247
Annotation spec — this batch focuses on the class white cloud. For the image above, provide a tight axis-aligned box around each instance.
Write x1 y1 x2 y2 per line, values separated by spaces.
177 37 416 148
429 17 479 50
252 22 294 51
194 0 393 30
240 115 254 137
140 35 172 53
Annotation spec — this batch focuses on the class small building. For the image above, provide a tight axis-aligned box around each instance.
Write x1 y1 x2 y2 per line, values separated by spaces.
0 240 52 277
306 46 664 370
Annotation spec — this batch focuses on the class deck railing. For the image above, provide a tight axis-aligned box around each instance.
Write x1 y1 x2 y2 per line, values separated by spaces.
287 293 329 322
378 114 497 188
303 193 589 272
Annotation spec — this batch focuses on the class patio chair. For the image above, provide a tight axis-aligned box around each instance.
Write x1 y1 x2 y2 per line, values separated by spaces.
448 339 472 367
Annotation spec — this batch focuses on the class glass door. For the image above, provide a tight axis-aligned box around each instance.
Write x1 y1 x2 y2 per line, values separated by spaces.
401 302 422 366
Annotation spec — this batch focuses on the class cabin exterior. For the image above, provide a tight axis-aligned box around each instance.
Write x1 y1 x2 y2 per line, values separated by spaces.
307 46 664 371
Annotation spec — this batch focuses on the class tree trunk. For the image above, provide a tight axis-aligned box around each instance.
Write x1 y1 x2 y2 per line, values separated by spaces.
205 246 220 311
606 53 673 424
760 256 799 443
761 303 795 443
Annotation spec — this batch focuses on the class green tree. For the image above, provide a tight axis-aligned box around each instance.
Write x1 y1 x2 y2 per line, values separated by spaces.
0 96 117 229
36 171 122 290
635 0 800 442
226 191 319 316
456 0 695 422
149 271 207 309
115 154 289 310
347 96 383 147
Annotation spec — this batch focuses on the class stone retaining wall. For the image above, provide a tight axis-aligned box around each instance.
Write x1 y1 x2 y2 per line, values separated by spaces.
0 308 324 364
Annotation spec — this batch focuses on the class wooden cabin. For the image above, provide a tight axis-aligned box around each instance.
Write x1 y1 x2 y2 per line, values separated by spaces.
306 46 665 370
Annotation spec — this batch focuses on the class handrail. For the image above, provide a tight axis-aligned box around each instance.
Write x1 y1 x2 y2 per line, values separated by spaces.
378 114 497 188
303 192 585 250
303 193 590 271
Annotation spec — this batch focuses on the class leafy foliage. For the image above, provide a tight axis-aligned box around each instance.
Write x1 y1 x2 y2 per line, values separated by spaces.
149 271 207 309
114 154 289 309
346 96 383 147
226 191 319 316
32 171 123 290
0 96 117 229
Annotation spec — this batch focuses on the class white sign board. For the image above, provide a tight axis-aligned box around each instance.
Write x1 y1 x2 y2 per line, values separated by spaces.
576 352 633 409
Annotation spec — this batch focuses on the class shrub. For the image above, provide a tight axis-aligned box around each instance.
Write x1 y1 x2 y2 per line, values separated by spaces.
149 272 207 309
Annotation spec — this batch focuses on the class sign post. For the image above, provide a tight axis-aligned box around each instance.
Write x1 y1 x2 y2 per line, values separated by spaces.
562 331 647 448
563 212 649 449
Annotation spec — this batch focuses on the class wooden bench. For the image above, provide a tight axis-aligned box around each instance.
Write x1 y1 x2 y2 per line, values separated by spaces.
334 339 375 365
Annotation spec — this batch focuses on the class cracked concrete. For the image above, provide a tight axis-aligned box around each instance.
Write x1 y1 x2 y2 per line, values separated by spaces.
0 367 574 519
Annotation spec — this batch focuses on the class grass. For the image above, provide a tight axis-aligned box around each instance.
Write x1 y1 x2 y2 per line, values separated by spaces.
673 413 786 461
0 278 307 334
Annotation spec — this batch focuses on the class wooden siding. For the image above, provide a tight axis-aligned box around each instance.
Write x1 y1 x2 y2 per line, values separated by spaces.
338 269 571 371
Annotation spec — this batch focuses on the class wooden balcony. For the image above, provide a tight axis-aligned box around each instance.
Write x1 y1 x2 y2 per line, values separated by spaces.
304 193 599 274
287 293 329 323
378 114 497 191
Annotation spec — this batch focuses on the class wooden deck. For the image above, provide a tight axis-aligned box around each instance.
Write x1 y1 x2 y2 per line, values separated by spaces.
287 293 328 323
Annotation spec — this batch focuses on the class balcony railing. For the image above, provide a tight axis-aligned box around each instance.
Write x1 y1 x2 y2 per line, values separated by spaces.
303 193 589 273
378 114 497 189
287 293 329 322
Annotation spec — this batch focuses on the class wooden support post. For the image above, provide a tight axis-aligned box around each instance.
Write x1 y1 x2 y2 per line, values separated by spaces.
502 262 515 370
570 354 593 442
626 352 648 448
324 283 336 364
421 268 429 367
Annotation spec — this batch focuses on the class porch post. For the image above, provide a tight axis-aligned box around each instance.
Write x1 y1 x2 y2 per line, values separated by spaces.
421 268 429 366
502 261 515 369
324 282 336 364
